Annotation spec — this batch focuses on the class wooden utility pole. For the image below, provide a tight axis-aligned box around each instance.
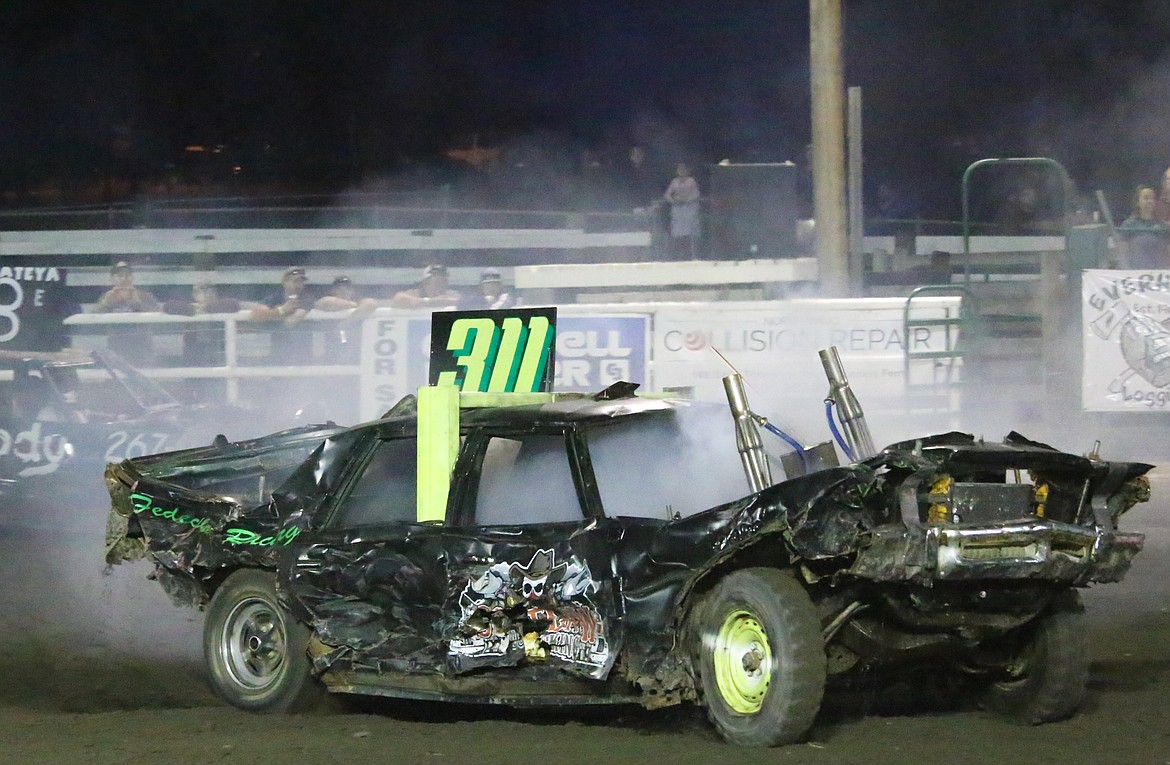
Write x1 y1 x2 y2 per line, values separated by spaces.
810 0 849 295
847 86 864 293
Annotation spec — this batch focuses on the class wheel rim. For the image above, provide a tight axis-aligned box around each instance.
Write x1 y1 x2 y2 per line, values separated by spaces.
219 596 288 693
713 608 772 714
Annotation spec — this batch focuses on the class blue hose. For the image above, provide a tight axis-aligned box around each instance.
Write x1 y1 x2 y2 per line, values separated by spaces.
825 400 856 462
762 421 808 471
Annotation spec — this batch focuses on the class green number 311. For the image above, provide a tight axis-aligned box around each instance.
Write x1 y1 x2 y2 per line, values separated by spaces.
436 316 553 392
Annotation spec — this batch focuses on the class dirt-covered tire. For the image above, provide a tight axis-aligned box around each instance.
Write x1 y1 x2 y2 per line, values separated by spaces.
203 569 322 712
981 590 1089 724
690 567 826 747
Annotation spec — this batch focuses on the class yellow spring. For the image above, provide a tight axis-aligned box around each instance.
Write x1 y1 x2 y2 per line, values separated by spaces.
926 503 951 523
926 475 953 523
1033 482 1048 518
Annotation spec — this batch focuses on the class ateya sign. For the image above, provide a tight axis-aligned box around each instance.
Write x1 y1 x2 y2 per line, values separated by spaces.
0 267 62 282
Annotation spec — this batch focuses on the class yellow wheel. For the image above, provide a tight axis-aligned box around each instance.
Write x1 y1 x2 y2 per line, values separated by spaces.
692 568 825 747
712 610 773 714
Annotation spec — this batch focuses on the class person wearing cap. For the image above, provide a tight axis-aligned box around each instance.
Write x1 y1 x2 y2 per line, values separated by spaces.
251 266 313 324
94 261 161 313
463 268 516 310
315 275 378 363
94 261 161 366
250 266 317 364
161 282 241 402
315 275 377 315
391 264 461 309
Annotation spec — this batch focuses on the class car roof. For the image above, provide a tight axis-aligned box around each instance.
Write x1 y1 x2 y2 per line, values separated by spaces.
360 393 686 438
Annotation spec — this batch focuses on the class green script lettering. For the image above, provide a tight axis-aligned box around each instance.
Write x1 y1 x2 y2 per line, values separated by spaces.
225 526 301 547
130 492 212 534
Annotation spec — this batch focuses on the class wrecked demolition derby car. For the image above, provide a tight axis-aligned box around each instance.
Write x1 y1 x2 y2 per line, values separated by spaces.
104 364 1151 747
0 349 206 496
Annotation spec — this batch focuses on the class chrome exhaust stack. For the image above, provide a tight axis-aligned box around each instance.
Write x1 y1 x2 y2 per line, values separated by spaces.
723 373 772 493
820 346 876 460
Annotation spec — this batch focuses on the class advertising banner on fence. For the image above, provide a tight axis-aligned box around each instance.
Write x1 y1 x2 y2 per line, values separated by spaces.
359 299 958 438
1082 269 1170 411
361 312 649 420
0 260 69 351
653 297 961 440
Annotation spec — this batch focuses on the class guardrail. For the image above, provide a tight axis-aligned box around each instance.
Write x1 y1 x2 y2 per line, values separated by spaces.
65 309 368 403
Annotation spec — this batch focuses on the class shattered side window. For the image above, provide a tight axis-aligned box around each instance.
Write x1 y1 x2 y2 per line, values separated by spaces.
587 408 749 519
334 437 418 527
473 433 582 526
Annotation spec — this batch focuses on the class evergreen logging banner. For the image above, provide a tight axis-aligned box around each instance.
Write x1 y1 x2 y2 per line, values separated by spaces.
1083 269 1170 411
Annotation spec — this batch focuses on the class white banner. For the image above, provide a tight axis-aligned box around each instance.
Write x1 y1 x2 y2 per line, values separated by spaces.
652 297 961 440
1082 269 1170 411
360 297 962 444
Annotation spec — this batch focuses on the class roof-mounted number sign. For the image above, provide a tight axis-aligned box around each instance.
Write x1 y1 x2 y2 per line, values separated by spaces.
429 308 557 392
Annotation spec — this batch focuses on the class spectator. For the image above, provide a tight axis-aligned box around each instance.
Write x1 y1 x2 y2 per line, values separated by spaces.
391 264 461 309
618 145 668 252
664 162 701 259
163 282 241 318
619 145 661 210
315 276 378 363
94 261 160 313
1157 167 1170 223
251 266 312 323
250 266 315 362
1117 185 1170 269
163 282 240 402
93 261 160 365
315 276 378 316
463 268 516 310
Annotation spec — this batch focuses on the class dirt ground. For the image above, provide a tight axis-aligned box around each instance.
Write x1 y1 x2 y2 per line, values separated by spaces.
1 472 1168 765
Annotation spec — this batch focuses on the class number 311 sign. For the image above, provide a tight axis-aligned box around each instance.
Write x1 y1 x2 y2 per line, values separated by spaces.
428 308 557 393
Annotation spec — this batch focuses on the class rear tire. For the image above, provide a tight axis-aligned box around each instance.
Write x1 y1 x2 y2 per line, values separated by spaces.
203 569 322 712
980 590 1089 724
690 568 825 746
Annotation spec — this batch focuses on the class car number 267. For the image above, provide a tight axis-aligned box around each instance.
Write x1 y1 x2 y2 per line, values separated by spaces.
105 431 169 462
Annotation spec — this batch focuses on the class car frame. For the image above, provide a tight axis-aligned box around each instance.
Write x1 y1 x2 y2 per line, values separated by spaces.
104 369 1152 746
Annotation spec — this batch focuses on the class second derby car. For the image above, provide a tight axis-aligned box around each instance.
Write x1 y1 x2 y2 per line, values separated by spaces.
0 349 212 498
104 369 1151 747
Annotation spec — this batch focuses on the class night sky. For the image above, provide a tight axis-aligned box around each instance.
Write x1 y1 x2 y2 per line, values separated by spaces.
2 1 1170 218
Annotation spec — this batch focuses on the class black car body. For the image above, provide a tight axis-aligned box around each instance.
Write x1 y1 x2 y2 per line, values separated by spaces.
104 381 1152 746
0 349 212 497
